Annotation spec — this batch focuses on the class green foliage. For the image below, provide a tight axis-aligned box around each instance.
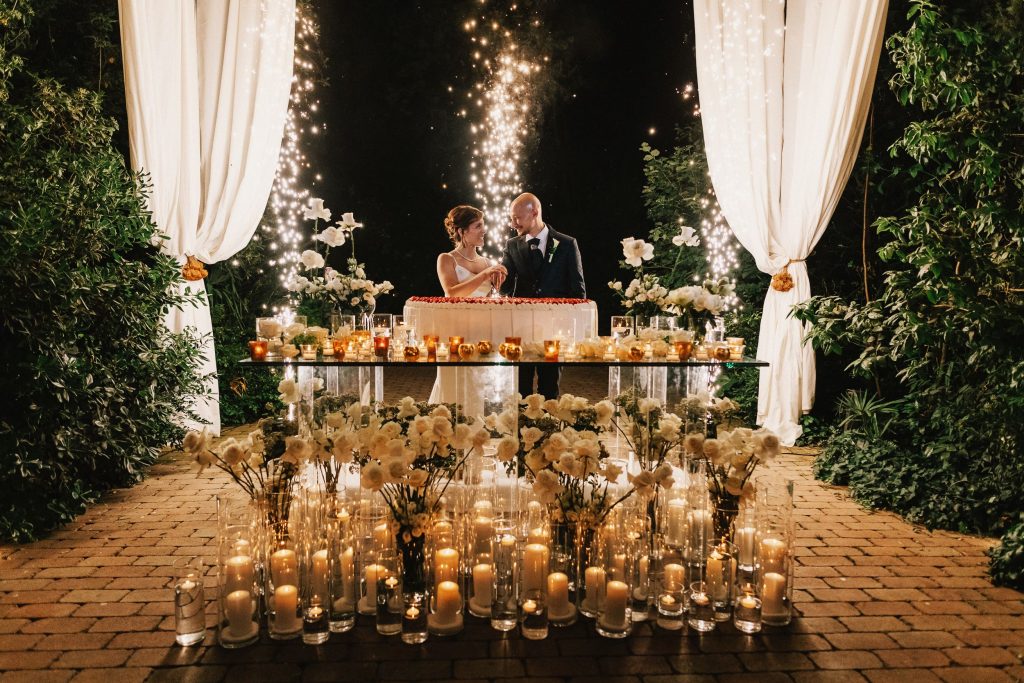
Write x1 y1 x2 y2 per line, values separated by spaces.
206 239 284 428
989 515 1024 589
795 0 1024 587
0 2 206 541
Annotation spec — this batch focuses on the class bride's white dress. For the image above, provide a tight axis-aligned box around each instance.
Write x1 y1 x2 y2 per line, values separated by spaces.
428 263 491 411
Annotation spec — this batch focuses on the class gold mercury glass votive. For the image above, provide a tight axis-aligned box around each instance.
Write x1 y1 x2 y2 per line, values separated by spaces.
403 345 420 361
476 340 493 355
505 344 522 361
458 343 476 360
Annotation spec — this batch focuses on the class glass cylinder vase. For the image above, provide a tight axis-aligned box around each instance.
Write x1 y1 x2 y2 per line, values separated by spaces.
757 480 795 626
218 524 259 648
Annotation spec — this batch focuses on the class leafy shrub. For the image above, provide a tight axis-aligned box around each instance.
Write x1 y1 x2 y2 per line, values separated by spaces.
0 5 205 541
795 0 1024 586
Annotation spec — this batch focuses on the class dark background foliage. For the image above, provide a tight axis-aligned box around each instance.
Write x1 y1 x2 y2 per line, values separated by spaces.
0 1 206 541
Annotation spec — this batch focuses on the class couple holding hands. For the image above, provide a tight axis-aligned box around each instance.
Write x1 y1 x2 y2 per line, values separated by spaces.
434 192 587 399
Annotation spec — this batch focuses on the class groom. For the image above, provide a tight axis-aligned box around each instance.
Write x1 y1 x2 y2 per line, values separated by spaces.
499 192 586 399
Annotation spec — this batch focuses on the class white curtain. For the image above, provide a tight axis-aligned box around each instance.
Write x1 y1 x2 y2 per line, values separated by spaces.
694 0 887 444
120 0 296 435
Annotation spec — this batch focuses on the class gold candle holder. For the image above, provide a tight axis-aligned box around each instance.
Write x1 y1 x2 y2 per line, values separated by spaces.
457 343 476 360
248 340 268 361
373 336 390 359
476 340 493 355
673 340 693 361
543 339 560 361
423 334 439 362
331 338 347 360
403 345 420 361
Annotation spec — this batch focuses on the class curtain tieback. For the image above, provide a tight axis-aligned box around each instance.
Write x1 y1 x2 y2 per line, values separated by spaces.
770 259 805 292
182 254 208 281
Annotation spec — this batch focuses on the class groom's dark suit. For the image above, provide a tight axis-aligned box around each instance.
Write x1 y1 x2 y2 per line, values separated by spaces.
499 225 586 399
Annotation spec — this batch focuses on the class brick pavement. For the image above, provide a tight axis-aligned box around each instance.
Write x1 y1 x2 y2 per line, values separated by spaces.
2 368 1023 682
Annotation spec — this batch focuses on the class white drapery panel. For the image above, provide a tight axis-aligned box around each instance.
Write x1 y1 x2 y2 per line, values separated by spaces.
120 0 296 435
694 0 887 444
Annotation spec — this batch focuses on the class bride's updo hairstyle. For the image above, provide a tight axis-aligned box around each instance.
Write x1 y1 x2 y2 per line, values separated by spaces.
444 205 483 245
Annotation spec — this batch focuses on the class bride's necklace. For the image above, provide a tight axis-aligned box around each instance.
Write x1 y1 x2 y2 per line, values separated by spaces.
454 248 482 263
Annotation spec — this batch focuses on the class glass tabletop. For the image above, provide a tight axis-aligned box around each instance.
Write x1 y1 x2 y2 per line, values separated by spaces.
238 355 767 368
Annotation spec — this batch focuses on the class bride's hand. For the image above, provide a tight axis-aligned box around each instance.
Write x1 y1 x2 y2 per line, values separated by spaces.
486 264 508 288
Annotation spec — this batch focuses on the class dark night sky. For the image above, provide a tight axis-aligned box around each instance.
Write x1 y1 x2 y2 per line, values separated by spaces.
310 1 697 321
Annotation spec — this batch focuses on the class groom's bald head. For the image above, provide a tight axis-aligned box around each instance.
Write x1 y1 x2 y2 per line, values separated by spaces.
510 193 543 236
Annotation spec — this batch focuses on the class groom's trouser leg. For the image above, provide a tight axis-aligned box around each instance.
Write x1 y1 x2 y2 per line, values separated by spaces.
536 366 561 400
518 364 535 397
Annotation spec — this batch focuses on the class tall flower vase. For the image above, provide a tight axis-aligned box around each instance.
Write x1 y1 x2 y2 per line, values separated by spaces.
711 493 740 546
397 532 428 596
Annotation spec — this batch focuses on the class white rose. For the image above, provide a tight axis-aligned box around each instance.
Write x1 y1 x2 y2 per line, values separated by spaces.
303 197 331 222
496 436 518 462
522 394 545 420
220 439 246 467
520 426 543 449
360 462 385 491
621 237 654 268
315 226 347 248
277 378 301 405
300 249 325 270
594 400 615 427
408 469 428 488
671 225 700 248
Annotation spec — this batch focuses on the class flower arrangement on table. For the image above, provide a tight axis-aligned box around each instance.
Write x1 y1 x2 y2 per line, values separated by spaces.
285 198 394 322
682 427 781 538
607 233 736 332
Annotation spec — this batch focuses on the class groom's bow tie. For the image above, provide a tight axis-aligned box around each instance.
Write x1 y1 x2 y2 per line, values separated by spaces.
527 237 543 272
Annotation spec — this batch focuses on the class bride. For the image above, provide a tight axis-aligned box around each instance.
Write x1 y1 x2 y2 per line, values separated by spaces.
435 205 507 297
429 205 507 408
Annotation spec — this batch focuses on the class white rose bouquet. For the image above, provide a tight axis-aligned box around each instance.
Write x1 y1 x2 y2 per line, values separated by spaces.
682 426 781 536
183 416 304 536
489 393 624 525
351 399 488 545
286 199 394 320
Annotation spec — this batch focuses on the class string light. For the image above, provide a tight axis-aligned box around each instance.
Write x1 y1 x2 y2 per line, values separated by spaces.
460 5 550 257
258 5 322 294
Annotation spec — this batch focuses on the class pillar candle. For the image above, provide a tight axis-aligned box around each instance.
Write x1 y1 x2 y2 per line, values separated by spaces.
472 563 493 605
706 549 726 600
340 547 355 598
473 517 494 547
522 543 549 593
663 563 685 592
270 548 297 587
435 547 460 587
547 572 570 617
527 527 549 545
224 555 254 594
312 549 329 600
225 589 253 637
473 500 493 517
603 580 629 628
585 566 606 608
364 563 385 606
273 584 301 633
373 523 391 549
736 526 756 565
666 499 686 546
434 580 461 625
611 552 626 581
760 538 787 575
762 572 787 618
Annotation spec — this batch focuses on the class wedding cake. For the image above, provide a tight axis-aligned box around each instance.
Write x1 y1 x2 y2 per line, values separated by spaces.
403 297 598 343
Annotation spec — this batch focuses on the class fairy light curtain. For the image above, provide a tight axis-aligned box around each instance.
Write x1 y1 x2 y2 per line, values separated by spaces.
119 0 296 434
694 0 887 444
